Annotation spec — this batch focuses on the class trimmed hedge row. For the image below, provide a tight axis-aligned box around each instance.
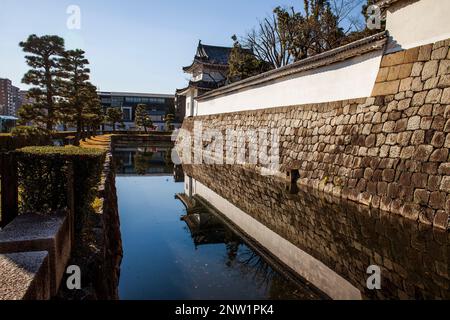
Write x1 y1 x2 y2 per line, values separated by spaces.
0 126 52 151
16 146 106 233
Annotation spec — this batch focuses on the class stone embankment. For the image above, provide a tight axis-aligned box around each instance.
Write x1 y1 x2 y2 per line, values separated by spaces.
181 39 450 230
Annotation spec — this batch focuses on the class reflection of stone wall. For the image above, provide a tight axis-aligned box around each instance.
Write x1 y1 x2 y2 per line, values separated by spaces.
184 164 450 300
181 39 450 230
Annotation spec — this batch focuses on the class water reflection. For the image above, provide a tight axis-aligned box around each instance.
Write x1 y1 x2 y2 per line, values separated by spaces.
178 194 324 299
182 164 450 300
114 146 173 175
115 145 322 300
114 145 449 300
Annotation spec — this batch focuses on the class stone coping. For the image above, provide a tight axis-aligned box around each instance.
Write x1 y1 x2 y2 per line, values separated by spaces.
0 213 66 243
0 212 71 296
0 251 50 300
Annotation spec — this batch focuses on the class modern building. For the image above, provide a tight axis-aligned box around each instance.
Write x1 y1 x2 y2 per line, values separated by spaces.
99 92 176 131
18 90 33 109
176 41 233 118
0 78 20 116
174 94 186 120
0 115 18 133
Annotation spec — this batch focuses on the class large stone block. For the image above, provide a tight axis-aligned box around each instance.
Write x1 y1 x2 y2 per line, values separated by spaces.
430 148 449 162
407 116 421 130
438 60 450 76
372 80 400 96
0 251 50 300
425 89 442 104
404 47 419 63
418 44 433 61
429 192 446 211
441 88 450 104
387 65 401 81
422 60 439 80
414 189 429 205
413 145 434 161
433 211 449 230
411 91 427 106
431 47 448 60
0 213 71 296
398 63 413 79
381 51 405 67
440 176 450 193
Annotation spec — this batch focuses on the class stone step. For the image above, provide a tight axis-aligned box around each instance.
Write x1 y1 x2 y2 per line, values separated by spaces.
0 251 50 300
0 213 71 296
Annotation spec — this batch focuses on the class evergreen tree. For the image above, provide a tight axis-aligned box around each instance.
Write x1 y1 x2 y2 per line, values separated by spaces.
135 104 153 133
227 36 272 83
164 114 175 132
81 83 103 137
19 34 65 130
59 49 91 145
106 107 123 132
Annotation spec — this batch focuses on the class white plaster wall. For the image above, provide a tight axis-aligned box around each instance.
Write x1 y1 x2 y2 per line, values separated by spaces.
190 178 362 300
195 50 383 116
184 89 196 117
386 0 450 51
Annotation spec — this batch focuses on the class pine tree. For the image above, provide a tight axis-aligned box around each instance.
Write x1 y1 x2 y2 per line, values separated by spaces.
135 104 153 133
164 113 175 132
59 49 91 145
227 36 272 83
106 108 123 132
19 34 65 130
81 83 103 138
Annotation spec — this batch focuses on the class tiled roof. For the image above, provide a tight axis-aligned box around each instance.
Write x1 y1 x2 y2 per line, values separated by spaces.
196 43 232 65
176 80 221 94
183 41 233 72
197 31 388 102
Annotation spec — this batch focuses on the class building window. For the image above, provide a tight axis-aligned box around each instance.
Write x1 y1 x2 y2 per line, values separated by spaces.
122 107 132 122
111 96 124 107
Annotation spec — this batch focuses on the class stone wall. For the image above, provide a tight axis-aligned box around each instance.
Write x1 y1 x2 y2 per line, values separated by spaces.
184 164 450 300
56 152 122 300
181 39 450 230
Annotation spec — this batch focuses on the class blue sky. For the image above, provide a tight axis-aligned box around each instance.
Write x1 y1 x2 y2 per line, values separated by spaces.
0 0 365 94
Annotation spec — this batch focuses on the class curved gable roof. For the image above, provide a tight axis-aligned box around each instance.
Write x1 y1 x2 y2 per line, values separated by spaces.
183 41 233 72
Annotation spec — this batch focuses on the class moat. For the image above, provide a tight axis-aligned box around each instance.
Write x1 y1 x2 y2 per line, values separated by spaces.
113 144 449 300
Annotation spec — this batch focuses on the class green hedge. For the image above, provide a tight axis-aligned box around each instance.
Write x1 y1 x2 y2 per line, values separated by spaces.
0 126 53 151
16 146 106 233
11 126 52 146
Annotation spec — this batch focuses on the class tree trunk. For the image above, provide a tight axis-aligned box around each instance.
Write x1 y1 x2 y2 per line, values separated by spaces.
74 119 82 146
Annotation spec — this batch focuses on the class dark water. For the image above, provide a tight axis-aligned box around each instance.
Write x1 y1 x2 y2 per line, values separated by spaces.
115 145 322 300
114 145 449 300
